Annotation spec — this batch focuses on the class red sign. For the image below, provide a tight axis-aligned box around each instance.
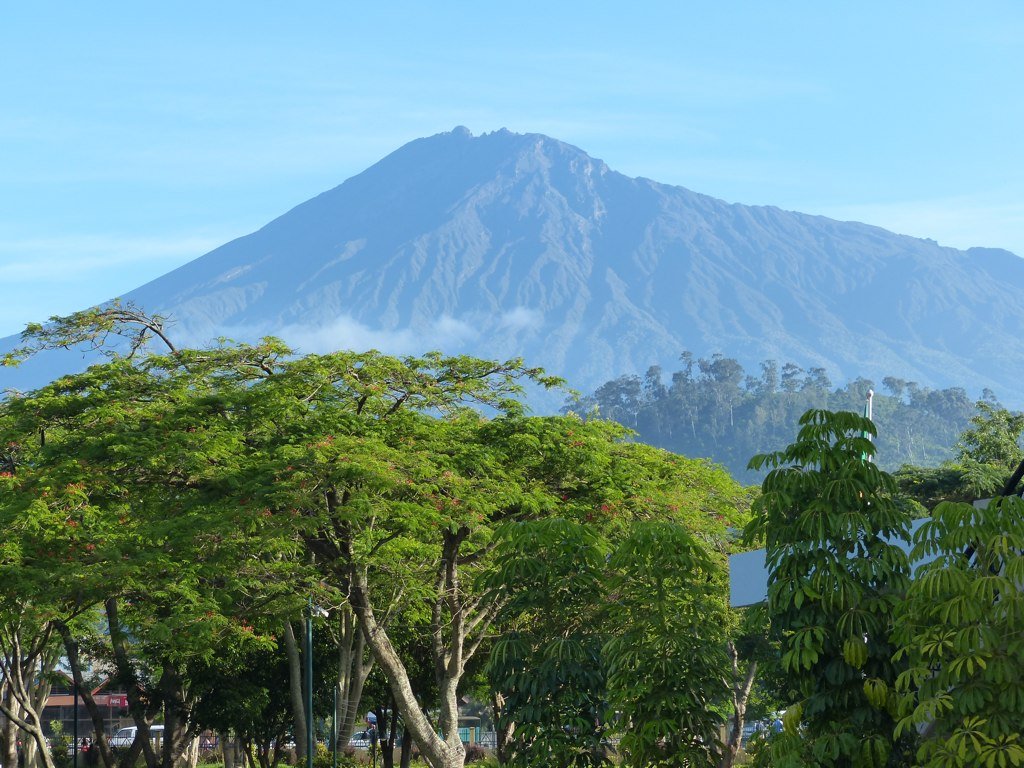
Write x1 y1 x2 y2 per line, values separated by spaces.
108 695 128 708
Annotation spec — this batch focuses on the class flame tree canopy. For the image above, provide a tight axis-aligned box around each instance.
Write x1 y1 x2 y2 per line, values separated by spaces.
0 304 751 768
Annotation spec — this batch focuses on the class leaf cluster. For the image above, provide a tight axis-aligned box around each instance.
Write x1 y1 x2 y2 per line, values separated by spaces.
746 409 916 767
889 496 1024 768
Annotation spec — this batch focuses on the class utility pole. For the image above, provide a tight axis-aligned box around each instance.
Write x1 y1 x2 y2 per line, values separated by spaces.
305 597 314 768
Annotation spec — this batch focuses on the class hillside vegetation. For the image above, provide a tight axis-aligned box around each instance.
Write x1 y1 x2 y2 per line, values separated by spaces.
570 352 998 482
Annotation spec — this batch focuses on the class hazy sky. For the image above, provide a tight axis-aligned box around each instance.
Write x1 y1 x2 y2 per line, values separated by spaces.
1 2 1021 338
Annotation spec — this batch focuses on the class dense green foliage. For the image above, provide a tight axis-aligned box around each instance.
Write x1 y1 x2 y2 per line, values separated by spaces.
486 518 609 767
603 521 730 767
486 468 745 768
0 343 303 768
9 305 1022 768
892 400 1024 511
745 405 1024 767
1 305 755 768
571 354 996 482
889 497 1024 767
745 410 916 767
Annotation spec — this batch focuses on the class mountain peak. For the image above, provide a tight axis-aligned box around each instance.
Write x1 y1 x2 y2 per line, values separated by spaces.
4 129 1024 408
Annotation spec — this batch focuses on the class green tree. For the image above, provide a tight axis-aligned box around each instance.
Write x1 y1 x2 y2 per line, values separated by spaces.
954 401 1024 495
0 603 62 768
188 634 293 768
486 518 609 767
889 496 1024 768
745 409 915 767
0 335 300 768
5 306 556 768
893 399 1024 509
3 305 750 768
486 449 748 768
216 351 572 768
604 521 730 768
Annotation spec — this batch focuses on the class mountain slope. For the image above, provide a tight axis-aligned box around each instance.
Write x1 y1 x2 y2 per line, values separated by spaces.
4 127 1023 406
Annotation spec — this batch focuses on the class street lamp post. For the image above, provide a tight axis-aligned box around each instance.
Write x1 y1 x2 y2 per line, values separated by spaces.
331 684 338 768
73 676 79 768
305 597 314 768
305 598 330 768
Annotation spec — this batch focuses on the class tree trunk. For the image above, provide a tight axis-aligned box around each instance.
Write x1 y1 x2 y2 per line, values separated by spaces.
721 642 758 768
0 625 58 768
0 701 17 768
348 569 465 768
327 510 498 768
491 692 515 766
158 663 198 768
23 737 38 768
336 607 373 742
26 675 52 768
174 737 199 768
57 624 116 768
399 731 412 768
281 622 307 763
105 599 162 768
381 694 397 768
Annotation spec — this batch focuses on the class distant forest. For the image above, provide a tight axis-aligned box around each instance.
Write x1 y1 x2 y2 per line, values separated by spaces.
568 353 1001 483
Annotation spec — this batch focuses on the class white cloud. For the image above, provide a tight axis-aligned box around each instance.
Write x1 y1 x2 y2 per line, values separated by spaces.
498 306 543 332
272 314 480 356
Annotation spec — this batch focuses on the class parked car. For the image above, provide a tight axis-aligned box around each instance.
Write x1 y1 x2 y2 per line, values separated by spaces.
348 731 372 749
109 725 164 748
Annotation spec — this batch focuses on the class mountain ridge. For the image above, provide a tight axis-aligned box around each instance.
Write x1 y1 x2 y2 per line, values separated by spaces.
3 127 1023 407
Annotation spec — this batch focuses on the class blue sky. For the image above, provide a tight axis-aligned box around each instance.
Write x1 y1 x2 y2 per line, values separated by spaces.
1 2 1021 338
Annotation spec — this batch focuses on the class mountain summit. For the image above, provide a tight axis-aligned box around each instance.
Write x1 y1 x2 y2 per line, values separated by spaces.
6 128 1024 404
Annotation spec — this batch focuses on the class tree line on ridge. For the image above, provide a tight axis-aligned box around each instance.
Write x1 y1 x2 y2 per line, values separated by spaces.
569 352 1002 483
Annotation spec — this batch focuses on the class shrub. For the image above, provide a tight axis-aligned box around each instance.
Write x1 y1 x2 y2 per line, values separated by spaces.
310 743 362 768
463 744 487 763
198 748 223 765
49 721 72 768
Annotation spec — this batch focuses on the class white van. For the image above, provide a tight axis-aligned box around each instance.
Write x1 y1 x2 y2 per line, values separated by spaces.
109 725 165 748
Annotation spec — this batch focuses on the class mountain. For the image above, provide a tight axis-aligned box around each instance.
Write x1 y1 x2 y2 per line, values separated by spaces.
4 126 1024 408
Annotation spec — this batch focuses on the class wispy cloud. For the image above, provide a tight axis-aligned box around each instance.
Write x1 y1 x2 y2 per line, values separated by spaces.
498 306 543 332
185 305 549 360
0 234 225 282
0 233 228 337
211 314 481 357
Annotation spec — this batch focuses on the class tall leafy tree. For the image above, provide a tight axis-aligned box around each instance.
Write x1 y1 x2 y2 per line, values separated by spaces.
217 351 567 768
234 352 754 768
954 401 1024 495
486 518 609 767
486 450 748 768
3 305 751 768
889 496 1024 768
745 409 915 767
604 521 730 768
0 331 301 768
894 399 1024 510
6 307 550 768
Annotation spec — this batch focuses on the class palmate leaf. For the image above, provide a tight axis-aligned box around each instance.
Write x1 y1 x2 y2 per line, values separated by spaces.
891 496 1024 766
748 409 916 766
